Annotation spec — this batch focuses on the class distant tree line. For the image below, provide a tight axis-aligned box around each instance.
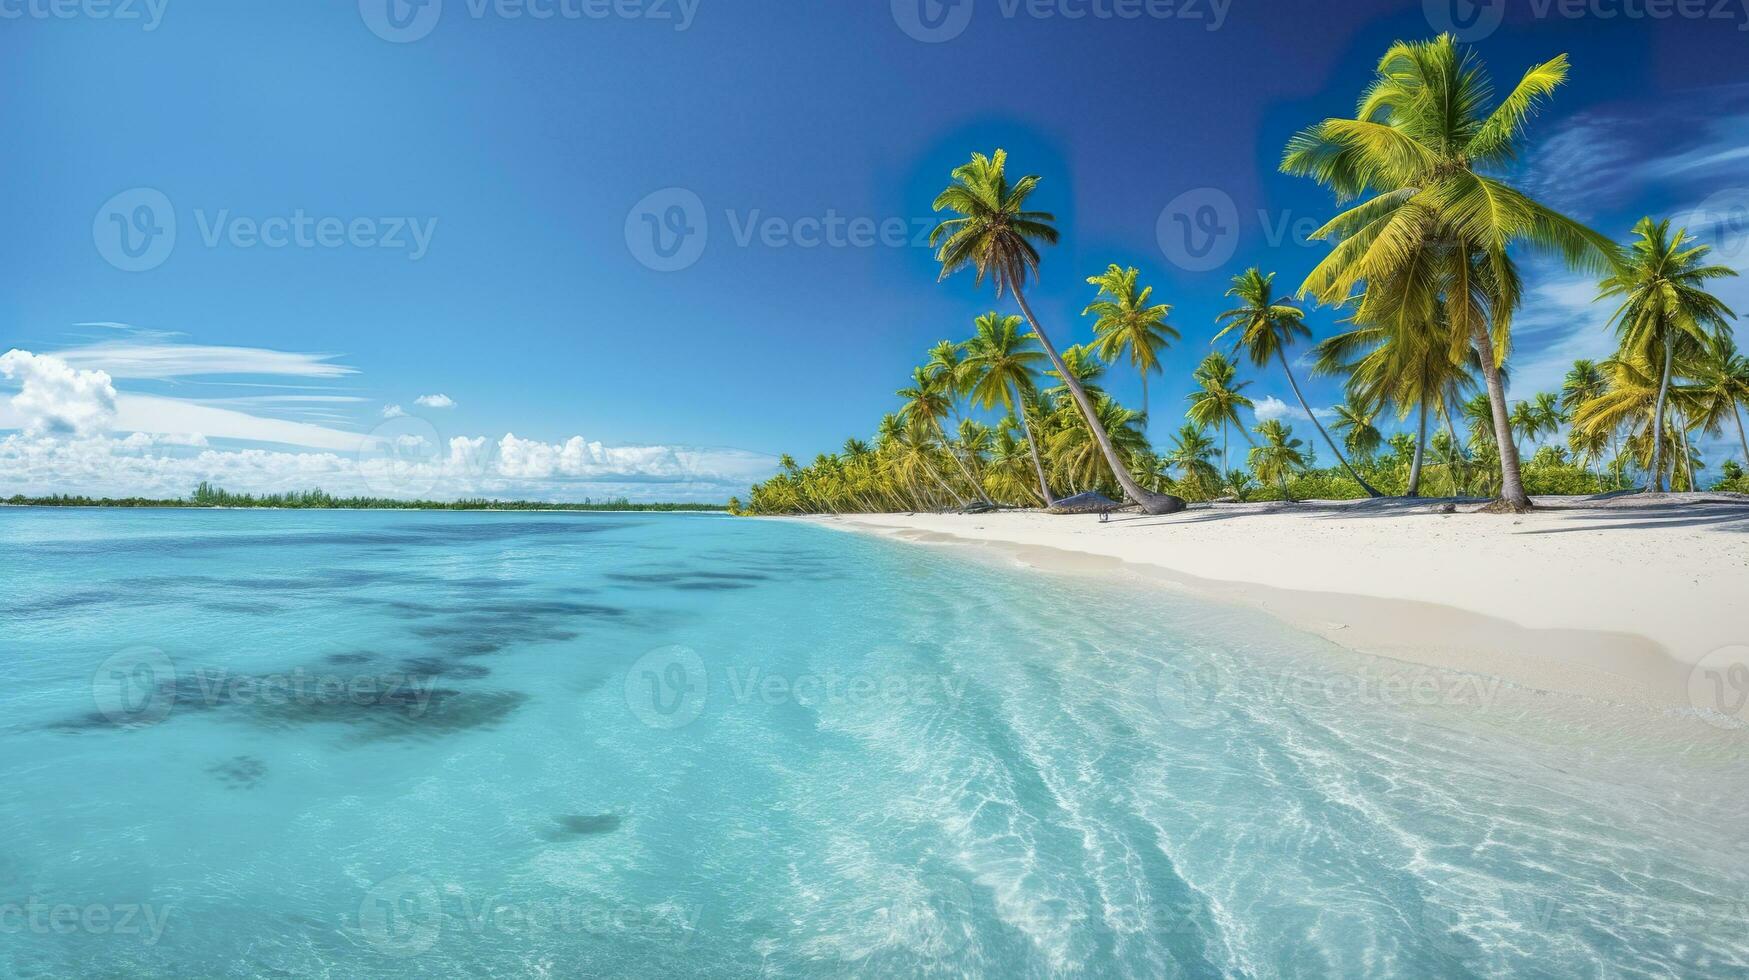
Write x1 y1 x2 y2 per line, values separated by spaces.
1 482 726 512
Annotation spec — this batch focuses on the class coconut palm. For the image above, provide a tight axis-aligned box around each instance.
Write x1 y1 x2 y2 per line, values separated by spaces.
1083 264 1178 435
1691 333 1749 466
1186 351 1255 473
1331 403 1384 461
930 149 1184 514
1164 423 1220 497
1282 34 1619 510
1250 420 1309 501
963 311 1055 504
1047 395 1149 494
896 368 981 508
1598 217 1739 491
1215 268 1382 497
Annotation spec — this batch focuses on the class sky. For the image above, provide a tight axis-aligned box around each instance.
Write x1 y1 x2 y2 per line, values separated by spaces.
4 0 1749 501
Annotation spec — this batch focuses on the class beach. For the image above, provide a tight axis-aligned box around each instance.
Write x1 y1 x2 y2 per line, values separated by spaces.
808 496 1749 713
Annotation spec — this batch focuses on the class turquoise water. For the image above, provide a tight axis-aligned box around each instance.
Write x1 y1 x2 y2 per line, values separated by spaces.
1 508 1745 978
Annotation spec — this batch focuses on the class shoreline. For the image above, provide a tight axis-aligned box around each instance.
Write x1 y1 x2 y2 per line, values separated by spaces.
802 496 1749 714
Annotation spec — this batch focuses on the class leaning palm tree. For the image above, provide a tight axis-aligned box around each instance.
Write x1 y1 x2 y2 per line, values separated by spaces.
1215 268 1382 497
963 311 1055 504
1083 264 1178 436
1250 420 1309 502
1186 351 1255 474
931 149 1184 514
1282 34 1618 510
1598 217 1738 491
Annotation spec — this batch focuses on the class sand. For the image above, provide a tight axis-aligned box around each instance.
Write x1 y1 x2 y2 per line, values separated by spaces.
804 495 1749 714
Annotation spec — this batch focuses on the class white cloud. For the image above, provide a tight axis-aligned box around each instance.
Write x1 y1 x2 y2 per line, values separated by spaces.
45 341 356 380
414 393 454 408
0 349 118 437
382 404 407 419
1252 396 1332 424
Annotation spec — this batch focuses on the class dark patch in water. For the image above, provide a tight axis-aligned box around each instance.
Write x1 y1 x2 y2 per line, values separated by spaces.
540 813 622 840
201 600 285 615
604 569 765 591
207 755 266 789
398 657 491 680
325 652 374 665
15 519 636 560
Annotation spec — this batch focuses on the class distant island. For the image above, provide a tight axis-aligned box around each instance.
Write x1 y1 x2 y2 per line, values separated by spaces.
2 482 727 512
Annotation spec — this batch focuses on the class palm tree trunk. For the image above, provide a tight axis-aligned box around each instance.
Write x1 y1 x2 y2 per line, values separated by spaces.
1471 324 1532 510
1011 285 1184 514
1442 410 1465 496
920 453 966 509
1013 384 1056 506
932 420 992 506
1406 402 1428 498
1649 332 1674 493
1275 348 1381 497
1677 409 1694 492
1140 371 1150 440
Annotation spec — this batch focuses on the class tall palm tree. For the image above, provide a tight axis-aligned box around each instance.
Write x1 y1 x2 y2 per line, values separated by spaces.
1598 217 1738 492
1282 34 1618 510
897 368 982 507
1083 264 1178 435
1186 351 1255 474
1250 420 1309 502
930 149 1184 514
963 311 1055 504
1215 268 1382 497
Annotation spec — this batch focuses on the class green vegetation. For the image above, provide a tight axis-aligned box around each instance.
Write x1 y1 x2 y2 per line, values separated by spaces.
739 34 1745 517
5 483 726 512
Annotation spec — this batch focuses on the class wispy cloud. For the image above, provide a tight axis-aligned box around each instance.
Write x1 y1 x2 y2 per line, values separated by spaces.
45 341 357 380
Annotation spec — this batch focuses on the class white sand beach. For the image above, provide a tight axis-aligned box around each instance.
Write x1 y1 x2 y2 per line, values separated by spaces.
810 496 1749 713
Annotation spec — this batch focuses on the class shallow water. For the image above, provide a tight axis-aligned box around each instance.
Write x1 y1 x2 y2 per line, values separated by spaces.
1 508 1745 978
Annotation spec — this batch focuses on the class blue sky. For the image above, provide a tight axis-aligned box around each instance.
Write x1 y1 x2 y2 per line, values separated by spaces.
3 0 1748 500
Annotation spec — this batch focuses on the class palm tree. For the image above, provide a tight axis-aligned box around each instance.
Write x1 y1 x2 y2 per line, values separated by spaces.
930 149 1184 514
1083 264 1178 435
1692 333 1749 466
1331 403 1384 461
1215 268 1382 497
1250 420 1309 502
963 311 1055 504
1509 399 1541 458
1164 423 1220 497
1282 34 1618 510
1598 217 1738 492
897 368 981 508
1047 396 1149 494
1186 351 1255 474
